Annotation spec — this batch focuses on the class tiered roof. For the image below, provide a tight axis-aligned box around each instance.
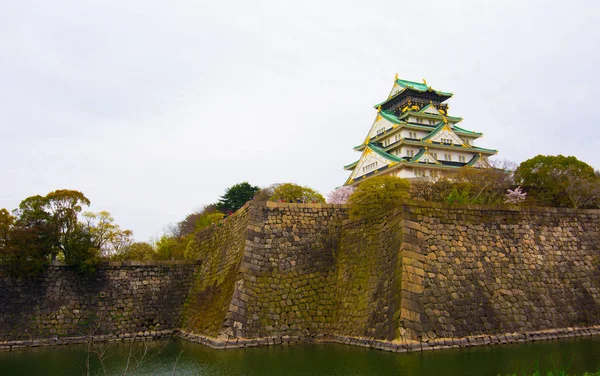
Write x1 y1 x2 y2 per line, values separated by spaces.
343 75 498 185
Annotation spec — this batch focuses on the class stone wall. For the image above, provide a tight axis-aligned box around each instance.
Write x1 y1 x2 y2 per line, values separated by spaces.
0 261 198 346
330 210 403 341
2 202 599 352
399 204 600 343
230 202 347 339
180 203 250 338
180 202 600 350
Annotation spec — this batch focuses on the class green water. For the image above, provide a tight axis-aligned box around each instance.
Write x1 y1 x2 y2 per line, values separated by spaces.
1 337 599 376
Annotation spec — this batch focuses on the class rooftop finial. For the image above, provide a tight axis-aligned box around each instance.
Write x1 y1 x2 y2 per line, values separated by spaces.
423 78 428 86
395 73 398 80
377 105 382 112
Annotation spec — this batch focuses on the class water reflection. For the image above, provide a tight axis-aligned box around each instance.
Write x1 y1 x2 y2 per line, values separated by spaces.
0 337 599 376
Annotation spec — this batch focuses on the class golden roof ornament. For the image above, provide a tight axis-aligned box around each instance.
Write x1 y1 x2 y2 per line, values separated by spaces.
423 78 427 86
377 105 382 112
395 73 398 80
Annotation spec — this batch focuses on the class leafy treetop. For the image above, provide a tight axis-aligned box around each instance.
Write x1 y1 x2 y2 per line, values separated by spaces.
215 182 260 213
348 175 410 218
269 183 325 203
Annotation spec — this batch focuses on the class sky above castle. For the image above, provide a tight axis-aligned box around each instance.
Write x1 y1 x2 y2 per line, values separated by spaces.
1 0 599 241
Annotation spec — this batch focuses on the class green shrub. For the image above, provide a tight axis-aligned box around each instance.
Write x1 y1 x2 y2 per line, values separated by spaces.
347 175 410 218
269 183 325 203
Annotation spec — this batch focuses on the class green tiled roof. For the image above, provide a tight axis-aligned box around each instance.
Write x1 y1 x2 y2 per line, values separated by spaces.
453 125 482 135
395 78 453 97
395 111 463 123
472 146 497 153
410 148 426 162
344 160 359 170
374 78 453 108
367 143 403 162
379 110 401 123
421 123 446 142
466 154 481 166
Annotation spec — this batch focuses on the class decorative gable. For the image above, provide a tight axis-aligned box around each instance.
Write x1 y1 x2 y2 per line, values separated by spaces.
388 83 405 98
348 147 396 182
420 104 441 115
364 112 398 141
412 148 440 164
424 124 468 147
469 154 491 168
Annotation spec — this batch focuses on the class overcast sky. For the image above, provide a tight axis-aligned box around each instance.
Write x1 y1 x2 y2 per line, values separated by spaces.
1 0 599 241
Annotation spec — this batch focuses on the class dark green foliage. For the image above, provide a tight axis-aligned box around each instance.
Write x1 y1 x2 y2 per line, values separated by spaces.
1 226 50 277
215 182 260 213
515 155 599 208
348 175 411 218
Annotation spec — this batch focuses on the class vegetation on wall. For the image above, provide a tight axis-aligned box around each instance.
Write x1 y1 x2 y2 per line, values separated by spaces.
269 183 326 203
409 155 598 209
348 176 411 218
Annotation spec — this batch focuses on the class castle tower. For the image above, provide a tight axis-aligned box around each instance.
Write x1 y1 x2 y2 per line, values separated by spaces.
343 75 498 185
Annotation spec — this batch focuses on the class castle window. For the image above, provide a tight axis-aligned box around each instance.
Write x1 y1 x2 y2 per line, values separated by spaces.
429 120 435 125
459 156 466 163
441 138 452 145
432 152 438 159
415 169 426 177
406 150 414 157
444 154 452 161
409 131 417 139
362 161 379 173
377 128 384 135
417 118 424 124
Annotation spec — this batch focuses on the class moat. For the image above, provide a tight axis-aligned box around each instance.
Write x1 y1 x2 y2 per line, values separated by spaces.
1 337 600 376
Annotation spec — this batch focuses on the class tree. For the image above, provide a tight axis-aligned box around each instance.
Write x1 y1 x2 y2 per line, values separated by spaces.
5 190 101 274
215 182 260 213
411 167 512 205
82 211 133 258
176 204 219 237
445 167 511 205
0 208 14 249
514 155 598 208
112 241 156 261
504 186 527 204
269 183 326 203
347 176 410 218
326 186 355 204
154 235 188 260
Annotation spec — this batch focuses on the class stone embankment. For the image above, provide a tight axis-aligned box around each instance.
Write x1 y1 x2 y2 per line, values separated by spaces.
0 261 198 351
1 202 599 352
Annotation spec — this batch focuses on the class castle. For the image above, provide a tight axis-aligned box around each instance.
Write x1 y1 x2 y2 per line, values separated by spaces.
344 75 497 184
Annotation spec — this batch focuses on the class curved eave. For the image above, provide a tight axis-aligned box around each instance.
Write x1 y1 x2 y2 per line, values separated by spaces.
345 158 487 186
374 82 453 109
353 122 482 151
344 160 359 170
397 111 463 123
453 125 482 136
384 139 498 155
